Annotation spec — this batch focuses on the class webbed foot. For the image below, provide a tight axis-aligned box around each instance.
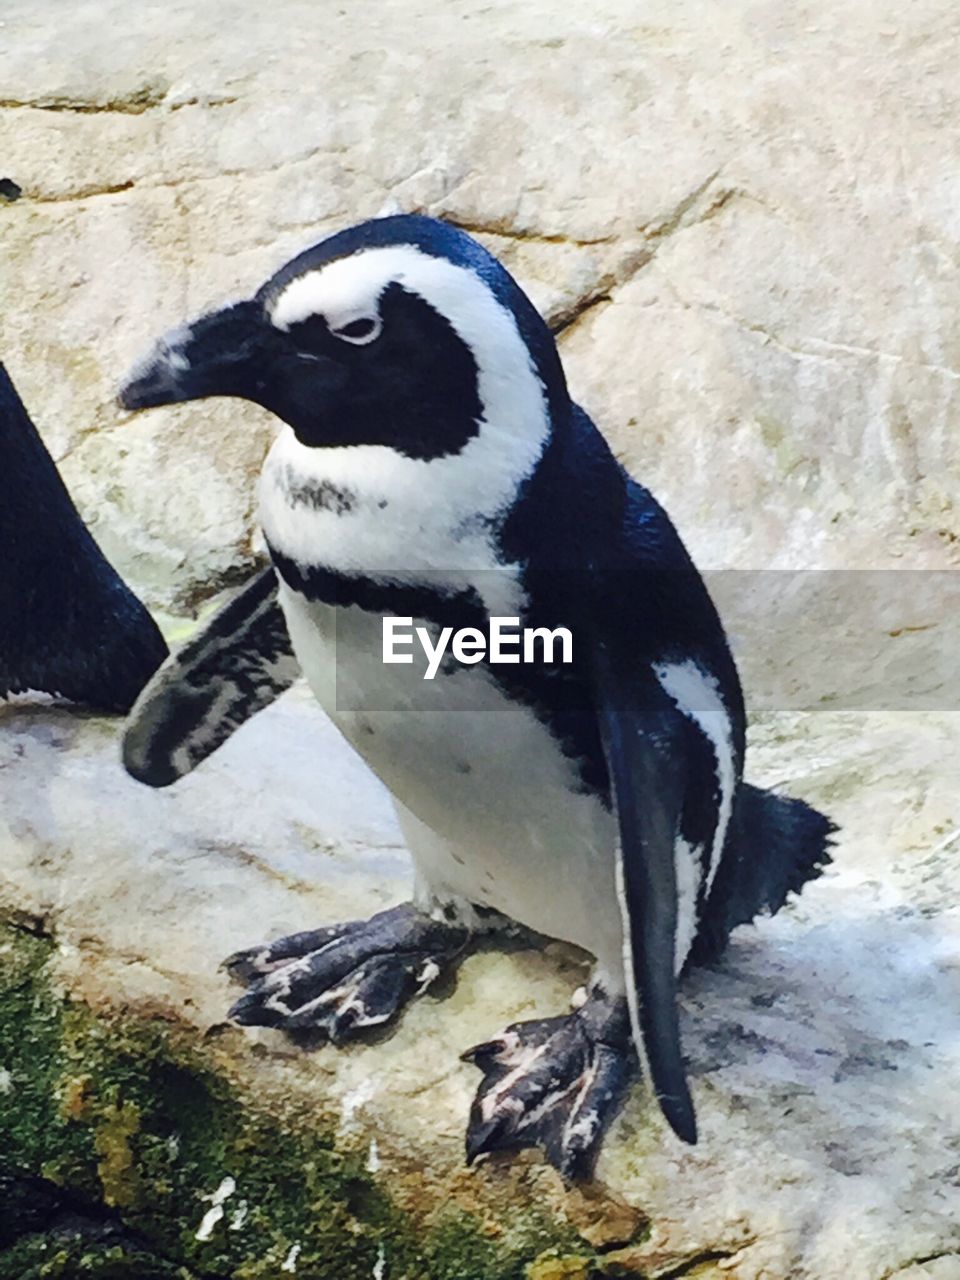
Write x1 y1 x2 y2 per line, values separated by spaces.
462 988 636 1180
224 903 471 1042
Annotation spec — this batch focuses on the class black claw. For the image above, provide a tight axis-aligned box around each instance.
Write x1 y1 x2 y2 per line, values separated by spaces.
328 1007 360 1044
460 1037 508 1066
465 1116 506 1166
228 991 285 1027
465 1115 512 1165
221 947 269 983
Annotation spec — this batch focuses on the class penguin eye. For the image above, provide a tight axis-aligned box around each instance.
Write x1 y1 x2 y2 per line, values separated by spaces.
331 316 381 346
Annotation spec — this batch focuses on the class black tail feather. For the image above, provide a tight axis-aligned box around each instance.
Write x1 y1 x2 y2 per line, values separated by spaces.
690 783 836 967
0 362 168 713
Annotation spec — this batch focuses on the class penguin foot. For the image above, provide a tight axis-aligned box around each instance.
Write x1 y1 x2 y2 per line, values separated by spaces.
462 988 636 1180
223 903 471 1042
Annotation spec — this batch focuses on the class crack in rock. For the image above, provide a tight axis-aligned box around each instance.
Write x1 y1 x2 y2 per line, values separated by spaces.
640 168 725 240
550 174 742 340
0 90 237 116
0 88 168 114
659 279 960 382
14 144 347 208
886 1251 960 1278
2 909 57 942
658 1250 740 1279
27 180 136 204
0 1166 230 1279
447 217 614 248
551 289 614 336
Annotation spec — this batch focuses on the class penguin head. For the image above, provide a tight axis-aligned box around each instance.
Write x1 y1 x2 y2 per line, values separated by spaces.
120 215 568 462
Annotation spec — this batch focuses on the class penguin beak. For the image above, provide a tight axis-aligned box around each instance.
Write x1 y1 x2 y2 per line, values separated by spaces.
118 301 272 412
118 301 349 434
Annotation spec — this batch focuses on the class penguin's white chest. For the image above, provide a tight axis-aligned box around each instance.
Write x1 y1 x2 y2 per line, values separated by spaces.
276 582 623 969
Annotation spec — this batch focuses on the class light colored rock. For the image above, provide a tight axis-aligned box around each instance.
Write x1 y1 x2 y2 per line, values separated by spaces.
3 1 960 1276
2 687 960 1278
3 1 960 605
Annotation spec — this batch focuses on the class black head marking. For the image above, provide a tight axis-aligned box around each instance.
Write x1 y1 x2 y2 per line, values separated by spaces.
277 280 484 459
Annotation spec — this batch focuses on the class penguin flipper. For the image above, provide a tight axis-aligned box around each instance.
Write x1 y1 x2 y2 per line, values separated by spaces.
123 567 299 787
0 362 168 713
593 644 698 1146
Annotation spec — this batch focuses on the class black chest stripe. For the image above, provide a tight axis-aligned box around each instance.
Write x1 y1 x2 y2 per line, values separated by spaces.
269 544 609 798
269 546 487 630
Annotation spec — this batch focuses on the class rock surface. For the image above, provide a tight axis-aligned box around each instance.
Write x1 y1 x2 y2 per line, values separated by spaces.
3 0 960 605
2 1 960 1277
2 689 960 1279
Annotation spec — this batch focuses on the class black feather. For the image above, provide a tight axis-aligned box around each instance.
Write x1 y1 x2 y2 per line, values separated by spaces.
690 783 836 966
0 362 168 713
123 567 298 787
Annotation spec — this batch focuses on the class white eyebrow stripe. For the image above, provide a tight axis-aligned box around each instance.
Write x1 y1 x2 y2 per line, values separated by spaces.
269 245 505 358
271 250 409 332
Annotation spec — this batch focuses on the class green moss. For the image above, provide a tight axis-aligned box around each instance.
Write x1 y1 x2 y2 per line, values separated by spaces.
417 1211 526 1280
56 1017 409 1278
92 1100 143 1209
0 921 612 1280
0 1236 195 1280
526 1255 595 1280
0 922 97 1196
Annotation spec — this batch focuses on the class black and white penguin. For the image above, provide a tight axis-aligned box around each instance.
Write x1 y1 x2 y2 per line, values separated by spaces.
119 215 833 1177
0 362 167 713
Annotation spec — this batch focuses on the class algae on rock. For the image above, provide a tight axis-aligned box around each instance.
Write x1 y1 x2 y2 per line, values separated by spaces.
0 919 636 1279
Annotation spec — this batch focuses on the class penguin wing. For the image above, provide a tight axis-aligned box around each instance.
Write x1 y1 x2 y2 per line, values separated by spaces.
592 638 698 1145
123 567 299 787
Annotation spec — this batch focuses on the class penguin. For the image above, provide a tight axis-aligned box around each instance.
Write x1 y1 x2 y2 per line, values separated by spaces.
0 362 167 713
118 215 834 1177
